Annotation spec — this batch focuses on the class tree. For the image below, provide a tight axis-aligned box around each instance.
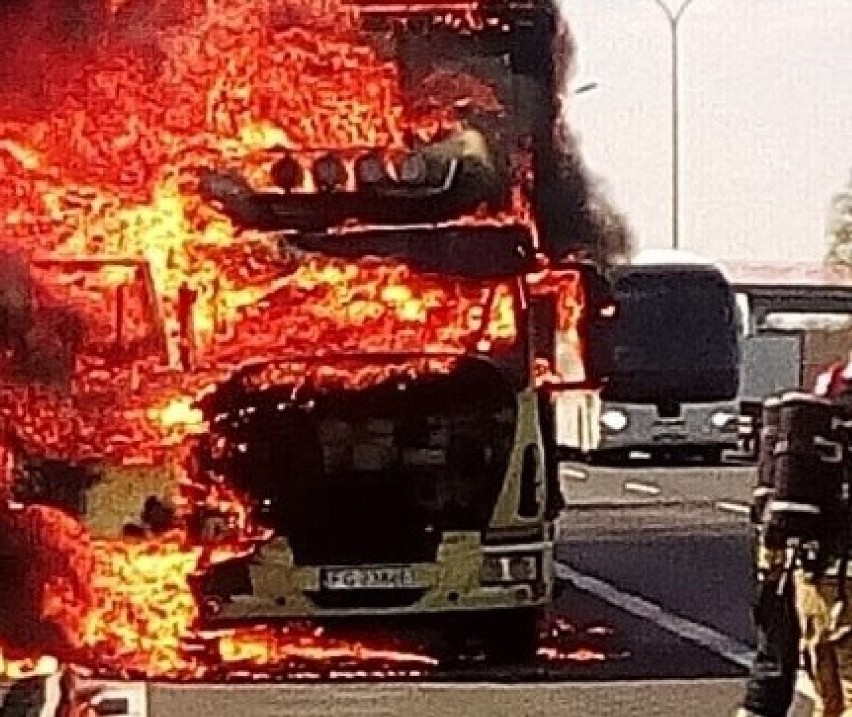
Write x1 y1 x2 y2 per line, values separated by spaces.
826 171 852 270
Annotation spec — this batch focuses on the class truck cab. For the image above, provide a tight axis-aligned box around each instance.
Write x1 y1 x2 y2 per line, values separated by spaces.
182 225 609 658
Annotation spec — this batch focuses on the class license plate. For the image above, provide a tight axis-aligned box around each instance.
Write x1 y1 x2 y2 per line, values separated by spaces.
321 566 416 590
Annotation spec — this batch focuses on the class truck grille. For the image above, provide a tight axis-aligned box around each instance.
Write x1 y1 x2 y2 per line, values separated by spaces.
285 481 442 566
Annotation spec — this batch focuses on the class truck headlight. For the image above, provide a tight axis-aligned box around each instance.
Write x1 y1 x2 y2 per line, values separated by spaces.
600 410 628 432
710 411 737 429
312 153 348 192
354 151 388 188
398 151 428 185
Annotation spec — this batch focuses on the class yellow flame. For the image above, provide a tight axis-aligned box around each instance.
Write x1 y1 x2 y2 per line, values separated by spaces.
148 397 204 429
0 140 42 170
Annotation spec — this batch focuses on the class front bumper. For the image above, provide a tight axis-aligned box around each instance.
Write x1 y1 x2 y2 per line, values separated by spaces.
194 533 553 624
597 403 739 451
599 429 738 452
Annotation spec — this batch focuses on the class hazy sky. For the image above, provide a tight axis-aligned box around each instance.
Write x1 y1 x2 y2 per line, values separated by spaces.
560 0 852 264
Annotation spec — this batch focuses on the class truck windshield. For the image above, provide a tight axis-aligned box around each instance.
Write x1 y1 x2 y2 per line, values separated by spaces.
602 268 740 403
203 357 518 564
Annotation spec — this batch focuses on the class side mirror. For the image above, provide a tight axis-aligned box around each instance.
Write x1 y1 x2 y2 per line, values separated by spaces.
529 264 617 390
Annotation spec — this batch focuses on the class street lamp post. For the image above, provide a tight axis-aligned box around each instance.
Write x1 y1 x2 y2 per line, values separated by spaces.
650 0 698 250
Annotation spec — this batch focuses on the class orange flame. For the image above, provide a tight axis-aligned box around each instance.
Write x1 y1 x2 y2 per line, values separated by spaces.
0 0 574 679
0 0 592 677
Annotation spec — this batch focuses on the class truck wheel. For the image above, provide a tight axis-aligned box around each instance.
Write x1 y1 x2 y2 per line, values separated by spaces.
438 608 543 665
588 449 629 466
483 608 542 664
699 447 724 465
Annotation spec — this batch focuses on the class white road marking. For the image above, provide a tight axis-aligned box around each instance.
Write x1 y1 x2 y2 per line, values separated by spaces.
553 562 755 669
622 481 662 496
560 467 588 481
715 501 751 516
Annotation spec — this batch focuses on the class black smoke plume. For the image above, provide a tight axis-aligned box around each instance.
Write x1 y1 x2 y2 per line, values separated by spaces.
540 17 634 267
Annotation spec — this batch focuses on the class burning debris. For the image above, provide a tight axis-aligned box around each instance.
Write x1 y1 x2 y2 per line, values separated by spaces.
536 618 628 665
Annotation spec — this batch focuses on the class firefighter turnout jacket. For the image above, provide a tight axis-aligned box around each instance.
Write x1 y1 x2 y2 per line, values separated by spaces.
739 385 852 717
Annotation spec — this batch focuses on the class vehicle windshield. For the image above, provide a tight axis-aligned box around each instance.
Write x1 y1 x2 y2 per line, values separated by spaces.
602 267 740 403
203 357 519 562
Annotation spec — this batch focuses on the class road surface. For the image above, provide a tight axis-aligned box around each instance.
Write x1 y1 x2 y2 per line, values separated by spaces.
3 462 818 716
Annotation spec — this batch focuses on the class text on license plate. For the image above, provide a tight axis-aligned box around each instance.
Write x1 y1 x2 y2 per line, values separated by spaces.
321 566 416 590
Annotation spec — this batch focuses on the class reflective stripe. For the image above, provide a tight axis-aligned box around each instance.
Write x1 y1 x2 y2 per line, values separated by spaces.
817 562 852 578
781 391 830 404
773 437 843 461
769 501 821 515
752 487 773 497
814 372 832 397
813 436 844 462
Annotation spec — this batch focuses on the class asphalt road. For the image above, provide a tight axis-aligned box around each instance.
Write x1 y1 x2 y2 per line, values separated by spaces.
557 460 757 651
148 681 749 716
136 462 772 716
5 461 819 716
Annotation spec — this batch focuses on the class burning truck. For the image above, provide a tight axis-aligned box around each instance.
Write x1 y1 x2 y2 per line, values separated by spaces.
0 0 616 676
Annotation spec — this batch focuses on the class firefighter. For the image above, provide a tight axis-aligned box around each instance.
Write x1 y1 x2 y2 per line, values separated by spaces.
735 373 852 717
734 538 799 717
734 393 800 717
